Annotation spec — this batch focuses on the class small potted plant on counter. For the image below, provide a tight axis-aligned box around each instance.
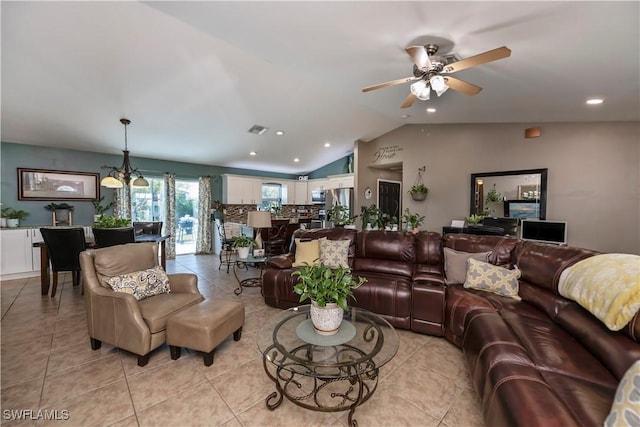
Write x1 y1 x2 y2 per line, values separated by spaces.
44 202 74 226
2 208 29 228
402 208 425 234
293 262 367 335
465 214 484 226
329 204 355 229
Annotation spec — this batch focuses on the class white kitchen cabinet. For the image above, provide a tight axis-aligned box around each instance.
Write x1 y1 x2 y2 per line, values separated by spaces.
293 181 308 204
328 174 354 189
222 175 263 205
1 228 40 275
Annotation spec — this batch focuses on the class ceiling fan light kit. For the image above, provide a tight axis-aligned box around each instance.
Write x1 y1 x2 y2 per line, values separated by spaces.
362 43 511 108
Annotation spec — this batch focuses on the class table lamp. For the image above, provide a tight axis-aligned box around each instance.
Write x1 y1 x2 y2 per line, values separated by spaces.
247 210 272 250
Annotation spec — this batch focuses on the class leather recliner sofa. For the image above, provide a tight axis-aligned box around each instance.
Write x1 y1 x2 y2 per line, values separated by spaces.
262 229 640 426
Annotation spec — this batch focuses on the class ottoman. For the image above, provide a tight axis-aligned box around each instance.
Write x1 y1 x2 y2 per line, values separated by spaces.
166 299 245 366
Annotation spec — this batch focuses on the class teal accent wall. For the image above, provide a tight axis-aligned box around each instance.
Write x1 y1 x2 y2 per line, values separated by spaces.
308 154 352 179
1 142 296 226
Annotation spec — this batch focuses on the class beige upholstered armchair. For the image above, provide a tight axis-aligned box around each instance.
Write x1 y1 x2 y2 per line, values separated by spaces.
80 242 203 366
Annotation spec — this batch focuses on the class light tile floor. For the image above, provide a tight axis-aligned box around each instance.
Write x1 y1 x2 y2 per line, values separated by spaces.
1 254 485 427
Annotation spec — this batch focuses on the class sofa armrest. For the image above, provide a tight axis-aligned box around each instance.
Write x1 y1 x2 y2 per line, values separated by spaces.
167 273 200 294
267 253 294 269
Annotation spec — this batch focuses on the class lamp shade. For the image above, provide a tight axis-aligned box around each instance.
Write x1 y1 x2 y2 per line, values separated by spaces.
132 176 149 187
100 176 123 188
247 210 272 228
410 80 427 96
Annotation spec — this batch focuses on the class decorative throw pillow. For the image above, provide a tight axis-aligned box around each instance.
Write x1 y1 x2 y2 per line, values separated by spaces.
443 247 491 285
106 266 170 301
320 239 350 268
292 238 324 267
464 258 522 300
605 360 640 427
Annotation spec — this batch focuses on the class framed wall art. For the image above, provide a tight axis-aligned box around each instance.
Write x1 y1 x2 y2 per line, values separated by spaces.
18 168 99 201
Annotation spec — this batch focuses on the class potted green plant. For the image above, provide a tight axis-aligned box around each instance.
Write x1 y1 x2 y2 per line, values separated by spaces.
92 197 114 222
45 202 74 226
360 204 380 230
2 208 29 228
465 214 484 226
329 204 354 228
293 262 367 335
409 184 429 201
401 208 425 233
93 215 132 229
232 235 256 259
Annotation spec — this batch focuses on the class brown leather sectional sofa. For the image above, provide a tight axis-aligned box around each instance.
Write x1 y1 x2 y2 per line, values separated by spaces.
262 229 640 427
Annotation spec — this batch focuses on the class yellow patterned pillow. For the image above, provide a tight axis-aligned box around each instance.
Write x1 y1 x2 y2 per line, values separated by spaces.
605 360 640 427
464 258 521 300
319 239 350 268
558 253 640 331
106 266 170 301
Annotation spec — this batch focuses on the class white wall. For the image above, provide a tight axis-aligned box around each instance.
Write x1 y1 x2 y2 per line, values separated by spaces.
355 121 640 254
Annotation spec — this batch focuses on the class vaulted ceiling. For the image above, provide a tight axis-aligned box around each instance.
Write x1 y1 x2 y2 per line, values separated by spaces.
2 1 638 174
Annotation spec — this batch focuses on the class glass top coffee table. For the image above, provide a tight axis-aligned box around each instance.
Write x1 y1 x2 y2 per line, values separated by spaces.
257 305 399 426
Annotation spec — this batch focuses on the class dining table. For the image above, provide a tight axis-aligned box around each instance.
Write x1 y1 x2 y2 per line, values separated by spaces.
34 234 170 296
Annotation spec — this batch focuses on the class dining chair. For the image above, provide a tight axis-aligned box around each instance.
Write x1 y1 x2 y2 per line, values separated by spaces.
39 227 87 297
133 221 163 236
93 227 136 248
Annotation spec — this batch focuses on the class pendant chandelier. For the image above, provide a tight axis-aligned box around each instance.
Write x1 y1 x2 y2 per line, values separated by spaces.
100 118 149 188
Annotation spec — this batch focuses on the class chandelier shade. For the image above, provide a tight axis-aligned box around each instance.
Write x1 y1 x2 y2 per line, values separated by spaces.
100 118 149 188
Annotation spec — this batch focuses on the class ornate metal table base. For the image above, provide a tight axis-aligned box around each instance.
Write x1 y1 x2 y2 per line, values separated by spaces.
232 257 266 295
263 347 378 426
258 306 398 427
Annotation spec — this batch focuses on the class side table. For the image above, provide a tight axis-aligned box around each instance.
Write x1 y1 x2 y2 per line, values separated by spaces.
233 255 267 295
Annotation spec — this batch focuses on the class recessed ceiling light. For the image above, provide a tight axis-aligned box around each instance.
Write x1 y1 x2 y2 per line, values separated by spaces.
426 108 436 113
275 130 284 136
324 143 331 148
586 98 603 105
293 158 300 162
400 114 410 119
249 151 257 156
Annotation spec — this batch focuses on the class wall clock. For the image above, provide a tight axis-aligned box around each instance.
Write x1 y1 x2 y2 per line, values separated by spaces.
364 187 372 200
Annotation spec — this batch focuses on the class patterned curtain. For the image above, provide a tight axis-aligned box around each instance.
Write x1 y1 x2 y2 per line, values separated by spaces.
164 174 176 259
195 176 212 254
114 185 131 219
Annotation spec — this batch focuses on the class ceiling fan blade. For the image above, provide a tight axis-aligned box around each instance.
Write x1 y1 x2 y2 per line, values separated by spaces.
406 46 432 70
362 77 416 93
442 46 511 73
400 93 416 109
444 76 483 95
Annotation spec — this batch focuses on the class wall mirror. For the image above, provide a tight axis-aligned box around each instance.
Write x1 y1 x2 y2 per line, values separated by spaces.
470 168 547 220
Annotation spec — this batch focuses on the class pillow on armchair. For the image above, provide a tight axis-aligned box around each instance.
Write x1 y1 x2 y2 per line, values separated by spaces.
106 266 171 300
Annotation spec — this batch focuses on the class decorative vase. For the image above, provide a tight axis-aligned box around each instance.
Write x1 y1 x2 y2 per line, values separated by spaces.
6 219 19 228
237 246 250 259
310 300 344 336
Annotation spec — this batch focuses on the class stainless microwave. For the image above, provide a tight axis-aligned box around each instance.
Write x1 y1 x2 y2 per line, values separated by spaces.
311 190 326 204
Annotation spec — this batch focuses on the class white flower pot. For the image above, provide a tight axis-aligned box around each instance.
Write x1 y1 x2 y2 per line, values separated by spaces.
6 219 19 228
310 300 344 336
236 246 250 259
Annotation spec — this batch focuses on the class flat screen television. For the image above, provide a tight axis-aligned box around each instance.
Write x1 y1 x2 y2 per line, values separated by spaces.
520 220 568 245
504 200 540 219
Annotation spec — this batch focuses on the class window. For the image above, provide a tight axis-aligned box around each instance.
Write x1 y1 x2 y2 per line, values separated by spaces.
261 183 282 211
131 177 164 222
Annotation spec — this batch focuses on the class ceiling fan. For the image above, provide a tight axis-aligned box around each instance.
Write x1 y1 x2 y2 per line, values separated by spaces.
362 44 511 108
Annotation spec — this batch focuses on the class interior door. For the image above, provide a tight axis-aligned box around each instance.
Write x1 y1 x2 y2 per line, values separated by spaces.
377 180 401 221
